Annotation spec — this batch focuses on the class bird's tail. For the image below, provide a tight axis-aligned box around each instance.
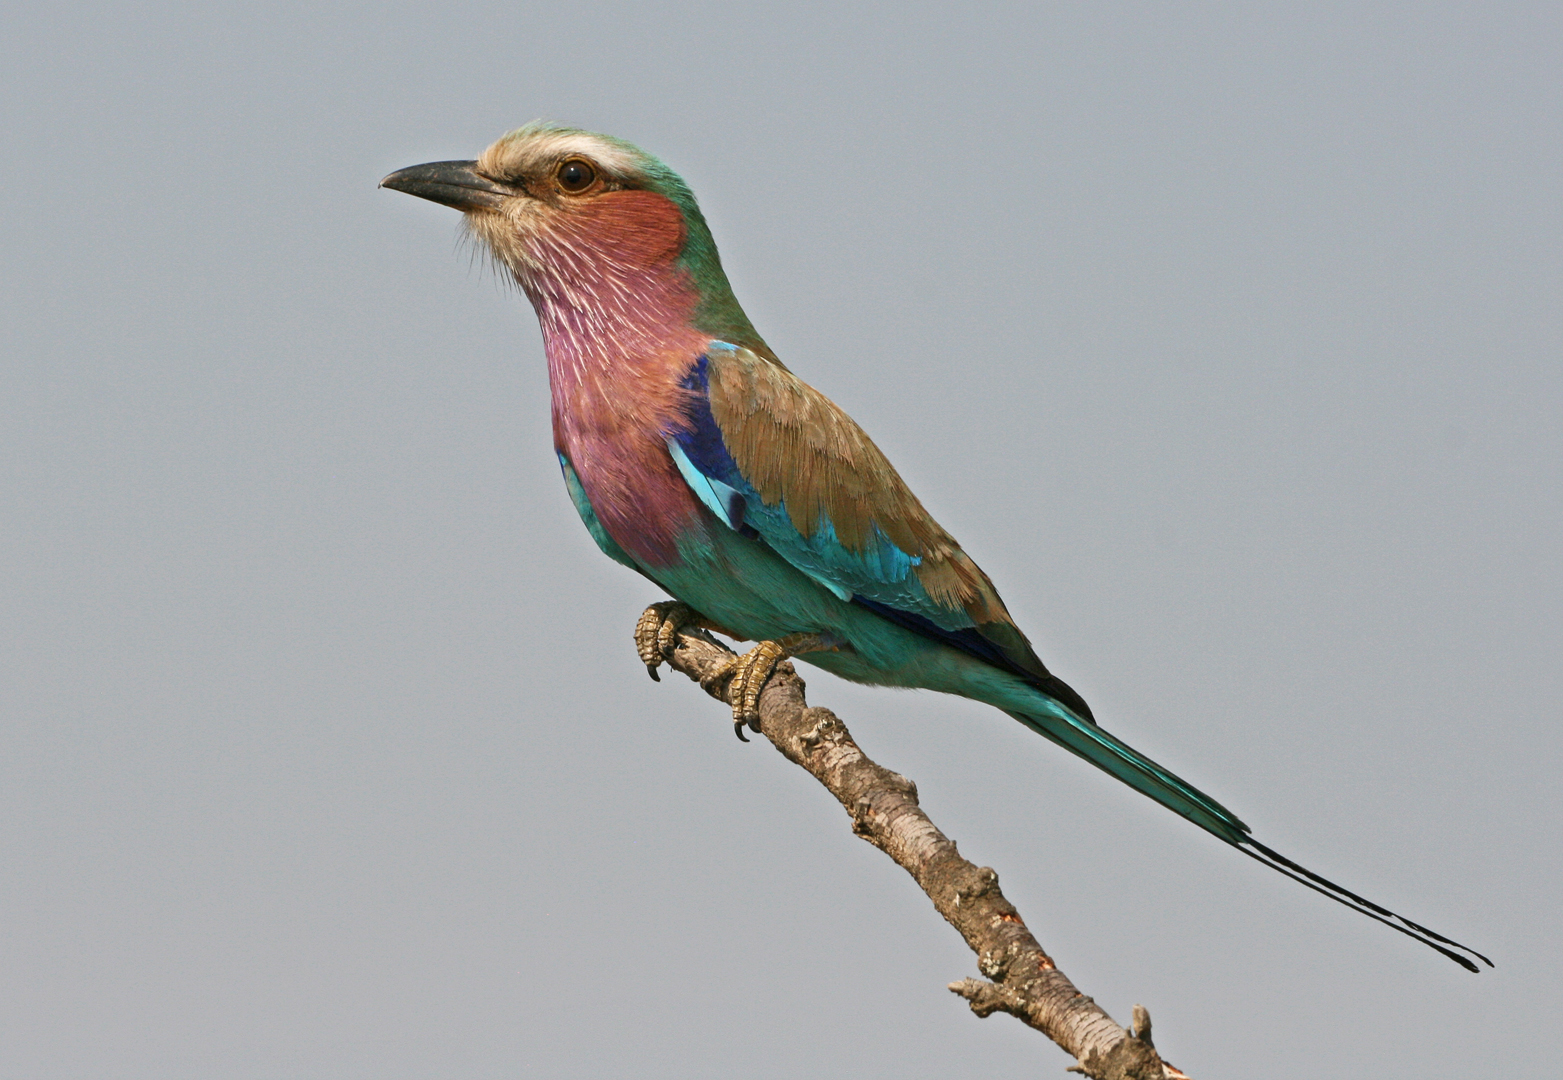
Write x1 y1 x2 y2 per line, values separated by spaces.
1008 702 1492 972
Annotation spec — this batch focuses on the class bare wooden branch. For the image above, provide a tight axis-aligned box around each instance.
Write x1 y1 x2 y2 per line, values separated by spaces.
655 624 1191 1080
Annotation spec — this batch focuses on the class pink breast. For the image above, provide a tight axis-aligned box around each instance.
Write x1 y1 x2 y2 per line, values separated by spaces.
513 189 718 567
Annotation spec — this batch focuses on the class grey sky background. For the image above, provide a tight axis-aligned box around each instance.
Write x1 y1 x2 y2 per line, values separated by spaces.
3 3 1558 1077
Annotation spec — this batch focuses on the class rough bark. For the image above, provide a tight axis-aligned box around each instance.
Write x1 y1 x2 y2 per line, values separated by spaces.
655 625 1191 1080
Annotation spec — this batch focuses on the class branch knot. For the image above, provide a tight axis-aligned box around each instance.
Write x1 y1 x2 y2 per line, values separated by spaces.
947 976 1023 1018
954 865 1000 905
796 707 844 750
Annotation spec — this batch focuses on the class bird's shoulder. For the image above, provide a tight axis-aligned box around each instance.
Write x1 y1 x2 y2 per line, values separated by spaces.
696 342 1004 626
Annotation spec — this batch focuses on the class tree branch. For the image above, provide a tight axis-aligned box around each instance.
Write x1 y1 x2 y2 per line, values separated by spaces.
655 625 1191 1080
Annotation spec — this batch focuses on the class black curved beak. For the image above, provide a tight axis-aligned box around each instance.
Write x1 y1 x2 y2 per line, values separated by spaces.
379 160 518 211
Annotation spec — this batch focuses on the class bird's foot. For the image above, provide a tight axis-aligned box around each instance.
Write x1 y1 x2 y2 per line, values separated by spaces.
715 632 838 741
636 605 837 741
636 601 740 681
635 601 700 681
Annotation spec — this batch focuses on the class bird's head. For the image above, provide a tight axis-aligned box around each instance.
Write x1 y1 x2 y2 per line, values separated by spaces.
382 123 767 355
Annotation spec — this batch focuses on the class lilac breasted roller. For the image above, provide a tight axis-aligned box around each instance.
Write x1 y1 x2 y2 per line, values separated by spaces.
382 123 1488 971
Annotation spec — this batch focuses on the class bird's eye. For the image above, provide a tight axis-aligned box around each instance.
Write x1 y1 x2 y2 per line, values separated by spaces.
556 159 598 193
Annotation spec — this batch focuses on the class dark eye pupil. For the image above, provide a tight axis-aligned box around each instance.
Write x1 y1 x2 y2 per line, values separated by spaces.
560 162 593 190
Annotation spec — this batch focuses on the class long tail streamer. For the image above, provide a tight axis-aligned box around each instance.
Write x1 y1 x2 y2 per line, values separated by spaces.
1236 836 1492 972
1011 704 1491 971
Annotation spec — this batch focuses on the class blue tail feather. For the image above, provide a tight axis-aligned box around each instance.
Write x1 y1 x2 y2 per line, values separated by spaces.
1009 703 1249 845
1012 698 1492 971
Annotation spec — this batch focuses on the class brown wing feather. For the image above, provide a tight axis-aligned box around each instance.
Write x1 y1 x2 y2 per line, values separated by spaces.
705 347 1095 719
706 346 1008 627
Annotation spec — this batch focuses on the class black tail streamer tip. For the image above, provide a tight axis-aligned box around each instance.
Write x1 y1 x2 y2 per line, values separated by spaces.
1237 838 1492 972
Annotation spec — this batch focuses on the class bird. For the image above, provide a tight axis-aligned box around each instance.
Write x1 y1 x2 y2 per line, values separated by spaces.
382 122 1489 972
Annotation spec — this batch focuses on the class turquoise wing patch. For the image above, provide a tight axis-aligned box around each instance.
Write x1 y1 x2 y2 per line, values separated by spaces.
669 348 973 631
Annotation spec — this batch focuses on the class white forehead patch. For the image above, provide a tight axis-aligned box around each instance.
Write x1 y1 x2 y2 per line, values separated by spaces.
480 127 645 182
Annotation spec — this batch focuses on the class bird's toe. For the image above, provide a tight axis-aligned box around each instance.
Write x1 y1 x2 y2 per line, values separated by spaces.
634 601 697 680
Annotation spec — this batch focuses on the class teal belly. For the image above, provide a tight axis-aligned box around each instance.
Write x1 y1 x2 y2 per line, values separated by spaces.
651 524 1042 714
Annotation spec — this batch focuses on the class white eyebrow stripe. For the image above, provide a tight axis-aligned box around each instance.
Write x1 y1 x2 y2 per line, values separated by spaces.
533 133 641 173
492 131 644 180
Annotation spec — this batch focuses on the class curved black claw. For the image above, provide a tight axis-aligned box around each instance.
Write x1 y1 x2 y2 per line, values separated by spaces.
635 610 837 745
635 601 696 681
722 633 840 738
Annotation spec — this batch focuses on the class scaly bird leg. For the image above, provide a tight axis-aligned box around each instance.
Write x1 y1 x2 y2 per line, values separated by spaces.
718 633 839 741
634 601 737 681
635 604 839 740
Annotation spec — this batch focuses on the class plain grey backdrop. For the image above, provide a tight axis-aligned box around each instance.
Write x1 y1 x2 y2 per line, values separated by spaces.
3 2 1557 1077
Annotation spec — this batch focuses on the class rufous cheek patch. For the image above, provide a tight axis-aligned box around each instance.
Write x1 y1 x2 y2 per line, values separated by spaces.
575 189 687 266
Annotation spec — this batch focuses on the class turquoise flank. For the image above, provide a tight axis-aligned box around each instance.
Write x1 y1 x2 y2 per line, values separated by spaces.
559 453 639 570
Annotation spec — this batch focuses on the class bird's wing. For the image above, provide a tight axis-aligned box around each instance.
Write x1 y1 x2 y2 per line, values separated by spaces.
670 348 1496 973
667 342 1092 719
